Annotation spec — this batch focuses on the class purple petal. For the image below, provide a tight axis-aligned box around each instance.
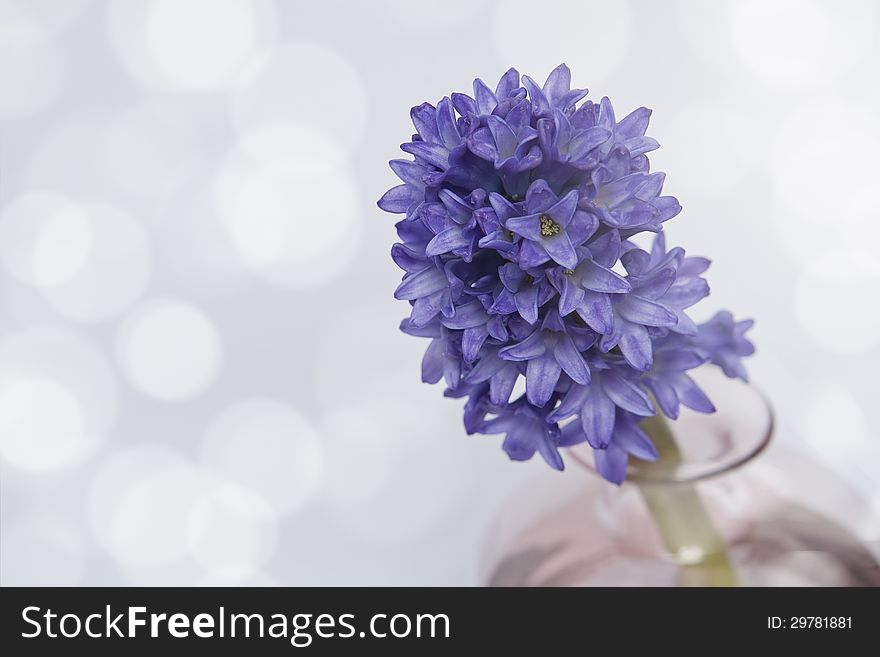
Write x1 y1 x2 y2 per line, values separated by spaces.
464 352 504 383
615 422 658 461
499 262 526 291
489 288 517 314
502 425 537 461
526 353 562 406
410 102 438 141
524 179 557 213
425 227 470 256
486 115 519 161
390 243 425 273
518 239 551 268
505 214 544 241
558 421 587 447
514 285 540 324
553 334 590 385
410 294 443 326
400 141 448 170
421 338 443 384
450 92 476 117
547 190 579 228
543 63 571 104
576 291 613 333
548 383 589 422
617 106 651 139
594 443 628 485
482 413 517 434
443 352 461 389
664 278 710 308
565 210 599 245
435 97 460 150
617 320 653 371
467 127 497 161
585 229 621 268
521 75 548 116
672 373 716 413
495 67 520 98
462 325 489 363
389 159 426 186
543 233 578 269
473 79 496 114
617 295 678 327
535 433 565 471
633 268 675 300
378 185 416 213
595 172 647 208
658 348 706 371
568 127 611 159
643 377 680 419
579 259 631 293
580 386 615 448
498 330 546 361
394 267 446 300
489 366 519 405
601 372 654 416
557 274 585 316
441 301 488 329
438 189 474 224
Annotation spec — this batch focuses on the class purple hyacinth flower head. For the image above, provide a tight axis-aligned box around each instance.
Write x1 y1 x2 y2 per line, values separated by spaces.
379 65 755 484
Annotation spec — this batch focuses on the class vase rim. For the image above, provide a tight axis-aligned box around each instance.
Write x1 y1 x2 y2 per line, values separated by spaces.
568 369 775 485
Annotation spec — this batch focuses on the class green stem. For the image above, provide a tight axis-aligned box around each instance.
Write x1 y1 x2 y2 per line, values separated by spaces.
637 413 739 587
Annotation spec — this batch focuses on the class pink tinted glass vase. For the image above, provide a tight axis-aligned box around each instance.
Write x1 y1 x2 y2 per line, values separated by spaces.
482 368 880 586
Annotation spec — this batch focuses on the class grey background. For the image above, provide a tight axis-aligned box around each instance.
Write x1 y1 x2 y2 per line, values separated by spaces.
1 0 878 585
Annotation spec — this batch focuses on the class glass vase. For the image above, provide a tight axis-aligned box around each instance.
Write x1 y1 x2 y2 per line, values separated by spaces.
482 367 880 586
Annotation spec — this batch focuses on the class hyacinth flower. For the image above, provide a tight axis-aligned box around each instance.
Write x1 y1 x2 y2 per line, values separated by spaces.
379 63 754 478
379 65 756 584
379 65 753 483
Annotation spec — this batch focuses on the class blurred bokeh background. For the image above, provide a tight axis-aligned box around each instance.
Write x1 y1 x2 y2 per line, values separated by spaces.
1 0 878 586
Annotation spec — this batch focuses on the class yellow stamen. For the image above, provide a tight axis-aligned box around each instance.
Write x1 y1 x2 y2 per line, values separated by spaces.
539 214 561 237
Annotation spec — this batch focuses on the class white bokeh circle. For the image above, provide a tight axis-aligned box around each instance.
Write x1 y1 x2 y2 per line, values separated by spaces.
0 377 86 472
88 445 183 548
0 0 92 37
772 101 880 228
319 394 474 543
98 101 209 198
185 483 278 576
491 0 633 88
25 113 111 197
232 43 368 151
105 460 211 568
40 202 152 322
106 0 278 92
0 513 86 586
0 11 63 119
770 101 880 266
843 187 880 274
730 0 878 87
374 0 491 30
116 297 223 400
794 383 870 456
200 398 324 514
212 125 362 289
0 326 117 472
794 254 880 355
791 381 880 497
657 100 760 197
120 560 202 587
196 570 278 586
0 191 91 288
